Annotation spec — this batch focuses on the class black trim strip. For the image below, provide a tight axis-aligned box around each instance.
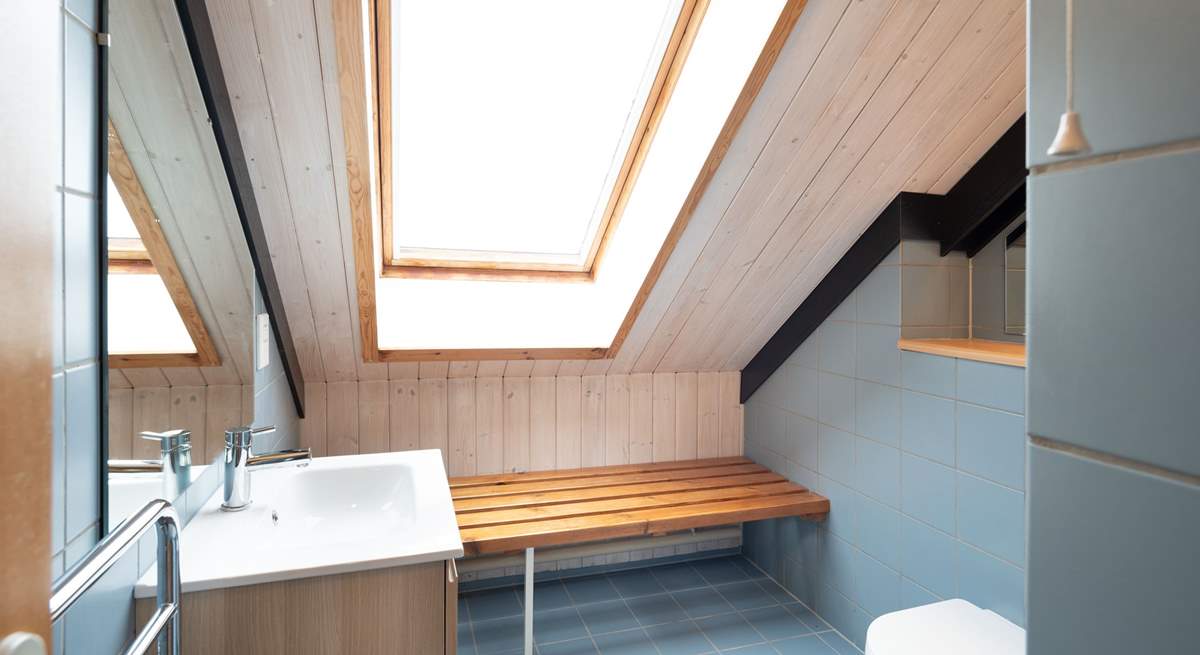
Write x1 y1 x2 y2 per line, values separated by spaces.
937 116 1027 256
175 0 305 418
98 0 111 537
1005 216 1026 248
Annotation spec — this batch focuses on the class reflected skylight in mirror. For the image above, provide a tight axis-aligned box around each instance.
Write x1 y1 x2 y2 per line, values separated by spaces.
389 0 681 268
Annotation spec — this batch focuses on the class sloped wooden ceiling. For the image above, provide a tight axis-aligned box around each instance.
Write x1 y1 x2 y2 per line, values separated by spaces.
207 0 1025 383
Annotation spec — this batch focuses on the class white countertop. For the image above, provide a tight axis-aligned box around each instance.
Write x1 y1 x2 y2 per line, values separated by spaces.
135 449 463 598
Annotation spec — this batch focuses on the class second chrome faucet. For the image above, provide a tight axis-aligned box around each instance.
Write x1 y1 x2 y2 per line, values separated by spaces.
221 425 311 511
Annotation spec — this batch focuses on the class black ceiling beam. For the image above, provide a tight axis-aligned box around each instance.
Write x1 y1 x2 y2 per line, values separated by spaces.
936 115 1026 256
740 192 943 402
176 0 306 418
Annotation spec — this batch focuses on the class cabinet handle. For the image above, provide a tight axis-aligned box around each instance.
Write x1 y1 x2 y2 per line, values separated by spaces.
448 558 458 584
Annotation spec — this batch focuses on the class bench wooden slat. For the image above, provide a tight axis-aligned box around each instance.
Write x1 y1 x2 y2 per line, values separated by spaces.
451 463 768 500
453 471 788 513
459 492 829 555
449 456 750 489
457 481 803 529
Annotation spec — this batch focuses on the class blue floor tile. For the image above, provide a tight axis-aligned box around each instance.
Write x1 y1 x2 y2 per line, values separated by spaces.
672 588 735 619
773 635 838 654
457 621 474 652
731 557 767 579
609 569 667 598
652 563 708 591
534 580 575 612
693 557 752 585
756 578 795 604
564 575 622 604
625 593 689 626
466 588 524 621
785 605 831 633
459 596 471 623
721 645 777 655
592 628 659 655
740 605 812 641
644 620 715 655
472 615 524 655
540 638 600 655
578 600 640 635
535 607 589 645
695 613 764 650
817 631 862 655
716 580 777 611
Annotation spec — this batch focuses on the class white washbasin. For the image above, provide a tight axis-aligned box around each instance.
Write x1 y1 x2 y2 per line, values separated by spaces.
135 450 462 597
108 464 209 523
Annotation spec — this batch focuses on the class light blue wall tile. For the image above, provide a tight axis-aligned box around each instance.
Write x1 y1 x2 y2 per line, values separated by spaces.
956 474 1025 566
855 380 899 447
900 517 957 601
818 373 854 433
855 494 902 571
852 550 901 618
786 335 818 369
816 476 856 541
854 438 899 508
901 351 955 398
822 533 857 600
815 585 871 650
788 366 819 419
64 364 98 540
856 265 899 326
899 577 940 610
900 266 950 327
818 425 855 487
51 373 66 555
829 290 857 323
901 241 965 267
63 194 97 365
66 0 98 29
855 323 900 386
786 461 819 491
957 403 1025 490
901 454 955 534
52 192 64 370
63 547 136 653
1027 444 1199 653
819 322 856 377
1028 0 1200 167
789 413 819 471
63 17 97 194
900 391 955 465
957 544 1025 628
1028 152 1200 476
956 360 1024 414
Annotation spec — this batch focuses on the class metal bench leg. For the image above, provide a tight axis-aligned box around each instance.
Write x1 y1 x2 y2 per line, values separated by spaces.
524 547 534 655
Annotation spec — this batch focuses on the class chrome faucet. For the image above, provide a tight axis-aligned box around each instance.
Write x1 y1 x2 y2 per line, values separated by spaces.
109 429 194 500
221 425 312 511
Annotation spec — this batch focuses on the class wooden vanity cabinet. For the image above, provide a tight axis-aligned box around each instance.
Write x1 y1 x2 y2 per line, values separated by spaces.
136 559 459 654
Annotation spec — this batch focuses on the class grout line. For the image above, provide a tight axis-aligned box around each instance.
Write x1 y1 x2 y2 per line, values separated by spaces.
1029 435 1200 489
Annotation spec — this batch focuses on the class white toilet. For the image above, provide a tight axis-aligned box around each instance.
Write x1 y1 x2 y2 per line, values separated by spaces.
865 599 1025 655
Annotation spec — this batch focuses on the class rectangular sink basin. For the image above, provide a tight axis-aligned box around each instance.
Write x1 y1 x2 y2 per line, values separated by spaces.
135 449 462 597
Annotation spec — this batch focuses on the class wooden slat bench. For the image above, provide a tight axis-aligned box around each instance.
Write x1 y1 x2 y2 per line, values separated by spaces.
449 457 829 653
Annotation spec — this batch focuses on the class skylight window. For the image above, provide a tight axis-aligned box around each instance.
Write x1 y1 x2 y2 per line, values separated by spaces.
382 0 689 276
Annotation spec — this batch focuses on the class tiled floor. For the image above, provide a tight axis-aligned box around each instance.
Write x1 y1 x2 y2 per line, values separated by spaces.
457 555 861 655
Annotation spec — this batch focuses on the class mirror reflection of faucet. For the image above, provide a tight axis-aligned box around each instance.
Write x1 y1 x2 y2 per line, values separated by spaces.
221 425 312 512
109 429 193 501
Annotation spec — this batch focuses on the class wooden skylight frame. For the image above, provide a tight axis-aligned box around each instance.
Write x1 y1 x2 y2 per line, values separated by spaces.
106 122 221 369
336 0 809 361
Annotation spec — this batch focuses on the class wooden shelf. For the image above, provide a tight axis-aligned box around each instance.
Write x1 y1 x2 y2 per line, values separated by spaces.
897 338 1026 368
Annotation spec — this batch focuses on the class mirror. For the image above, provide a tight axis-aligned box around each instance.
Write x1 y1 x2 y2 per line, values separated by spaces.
1004 222 1026 336
104 0 255 532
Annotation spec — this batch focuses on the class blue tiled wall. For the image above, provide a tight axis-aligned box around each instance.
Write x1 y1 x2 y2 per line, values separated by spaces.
742 243 1027 650
1027 2 1200 651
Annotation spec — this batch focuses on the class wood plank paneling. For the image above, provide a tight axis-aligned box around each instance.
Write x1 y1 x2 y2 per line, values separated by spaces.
502 377 530 472
300 381 327 457
555 377 582 469
629 374 654 464
326 381 359 456
132 388 172 460
169 386 207 461
419 378 448 466
388 378 419 451
697 372 720 459
604 375 630 465
357 379 389 454
475 377 504 475
675 372 698 460
109 389 135 460
652 373 676 462
447 378 476 476
529 377 557 471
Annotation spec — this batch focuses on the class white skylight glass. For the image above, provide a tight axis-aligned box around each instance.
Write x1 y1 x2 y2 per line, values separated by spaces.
389 0 681 267
377 0 785 350
107 176 141 241
107 274 197 355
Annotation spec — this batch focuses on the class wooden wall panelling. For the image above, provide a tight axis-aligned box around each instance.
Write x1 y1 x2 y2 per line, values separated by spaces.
326 380 359 455
503 361 536 378
448 361 479 378
580 376 606 467
358 379 390 453
529 377 557 471
502 377 531 472
121 367 170 388
718 372 742 456
475 377 504 474
557 360 589 377
109 388 135 460
927 62 1026 195
132 388 172 460
725 1 1026 368
447 378 476 476
169 386 208 461
604 375 631 465
389 362 419 379
660 0 949 371
419 361 451 379
300 381 328 457
475 362 507 378
555 377 582 469
629 374 654 464
389 378 419 452
609 0 852 374
530 360 562 377
419 378 448 466
675 372 699 460
110 370 132 389
205 385 243 461
696 372 720 458
652 373 676 462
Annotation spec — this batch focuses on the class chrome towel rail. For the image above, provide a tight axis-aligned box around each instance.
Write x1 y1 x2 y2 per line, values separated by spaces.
50 499 181 655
